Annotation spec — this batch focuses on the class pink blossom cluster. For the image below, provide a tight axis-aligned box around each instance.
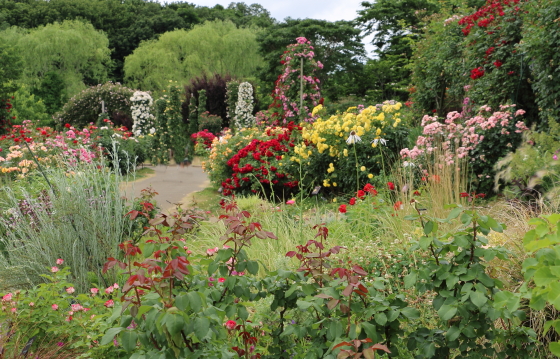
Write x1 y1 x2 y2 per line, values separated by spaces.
401 105 528 165
269 37 323 124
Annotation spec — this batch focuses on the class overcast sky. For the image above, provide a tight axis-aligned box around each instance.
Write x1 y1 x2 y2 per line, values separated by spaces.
160 0 376 56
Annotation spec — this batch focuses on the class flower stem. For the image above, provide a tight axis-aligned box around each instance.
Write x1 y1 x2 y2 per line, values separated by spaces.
353 144 359 194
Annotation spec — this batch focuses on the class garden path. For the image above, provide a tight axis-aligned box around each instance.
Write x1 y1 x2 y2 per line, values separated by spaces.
123 160 209 212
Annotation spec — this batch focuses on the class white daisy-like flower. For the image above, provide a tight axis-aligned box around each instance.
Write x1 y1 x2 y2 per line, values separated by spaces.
346 131 362 145
371 138 388 146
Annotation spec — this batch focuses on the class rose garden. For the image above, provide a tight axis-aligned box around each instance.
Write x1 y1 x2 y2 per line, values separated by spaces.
1 0 560 358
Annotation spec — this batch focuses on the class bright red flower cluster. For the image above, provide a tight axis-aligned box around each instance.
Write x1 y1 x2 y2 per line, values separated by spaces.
470 67 485 79
458 0 521 36
221 122 302 196
191 129 216 149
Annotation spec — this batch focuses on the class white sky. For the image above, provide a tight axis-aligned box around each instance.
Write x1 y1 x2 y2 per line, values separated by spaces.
160 0 376 56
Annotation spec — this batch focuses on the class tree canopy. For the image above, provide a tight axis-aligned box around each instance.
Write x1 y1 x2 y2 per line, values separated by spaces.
0 20 111 97
124 20 264 93
256 18 366 101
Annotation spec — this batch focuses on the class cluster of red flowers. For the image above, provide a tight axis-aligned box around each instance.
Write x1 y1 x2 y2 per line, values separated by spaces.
191 129 216 149
221 122 301 196
470 67 485 80
338 183 379 213
458 0 521 35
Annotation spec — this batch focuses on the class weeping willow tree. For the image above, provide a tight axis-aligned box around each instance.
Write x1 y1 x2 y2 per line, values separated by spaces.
0 20 111 97
124 20 264 92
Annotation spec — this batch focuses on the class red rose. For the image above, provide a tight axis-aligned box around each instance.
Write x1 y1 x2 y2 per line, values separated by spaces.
387 182 395 191
357 190 365 199
349 197 356 205
65 123 71 128
338 204 347 213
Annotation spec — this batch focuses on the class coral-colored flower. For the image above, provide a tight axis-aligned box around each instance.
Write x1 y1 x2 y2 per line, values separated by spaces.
394 201 404 210
338 204 347 213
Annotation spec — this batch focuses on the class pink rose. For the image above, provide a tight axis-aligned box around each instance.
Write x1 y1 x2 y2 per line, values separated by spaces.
56 258 64 265
2 293 12 302
90 288 99 295
104 299 114 308
52 304 59 310
225 320 237 330
66 287 75 294
51 266 59 273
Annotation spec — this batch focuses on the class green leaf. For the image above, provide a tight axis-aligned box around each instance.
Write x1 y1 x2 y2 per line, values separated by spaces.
486 217 503 233
404 272 417 289
437 304 457 321
550 342 560 356
534 267 555 287
187 292 202 312
165 313 184 336
375 312 387 326
424 221 434 236
446 326 461 341
136 305 153 318
447 207 463 220
400 307 420 320
143 242 155 258
247 261 259 275
419 236 432 250
120 330 138 352
296 299 313 311
101 327 123 345
194 317 210 341
470 290 488 308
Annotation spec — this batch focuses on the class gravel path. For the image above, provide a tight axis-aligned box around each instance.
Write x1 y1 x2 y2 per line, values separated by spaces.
123 162 209 212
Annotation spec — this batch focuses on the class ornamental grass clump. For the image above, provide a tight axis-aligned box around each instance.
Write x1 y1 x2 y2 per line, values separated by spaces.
0 158 133 292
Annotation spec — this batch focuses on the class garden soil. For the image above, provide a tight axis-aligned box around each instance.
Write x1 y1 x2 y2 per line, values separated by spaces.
123 160 209 213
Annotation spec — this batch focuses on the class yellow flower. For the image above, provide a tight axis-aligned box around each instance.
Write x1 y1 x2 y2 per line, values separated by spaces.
333 198 337 203
368 173 373 179
343 149 348 157
360 166 366 171
333 182 337 187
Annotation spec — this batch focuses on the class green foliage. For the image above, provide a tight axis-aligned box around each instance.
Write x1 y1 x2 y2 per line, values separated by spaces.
198 112 222 134
404 199 536 358
0 265 119 358
10 84 51 126
409 11 465 115
151 83 188 165
124 20 264 93
187 94 198 136
225 80 240 122
95 127 149 174
55 81 134 129
0 42 22 131
520 0 560 125
197 89 207 118
34 71 66 115
494 120 560 201
520 214 560 356
0 20 111 97
256 18 365 101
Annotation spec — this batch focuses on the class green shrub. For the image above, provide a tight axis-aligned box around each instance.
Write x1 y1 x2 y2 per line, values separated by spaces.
55 82 134 130
198 111 222 134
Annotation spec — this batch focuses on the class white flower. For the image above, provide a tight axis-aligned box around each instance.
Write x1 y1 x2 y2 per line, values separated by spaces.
233 82 256 130
371 138 388 146
346 131 362 145
403 161 415 167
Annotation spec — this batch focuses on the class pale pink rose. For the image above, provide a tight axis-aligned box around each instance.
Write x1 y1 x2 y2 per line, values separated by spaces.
90 288 99 295
52 304 59 310
105 286 114 294
51 266 59 273
56 259 64 265
66 287 75 294
2 293 12 302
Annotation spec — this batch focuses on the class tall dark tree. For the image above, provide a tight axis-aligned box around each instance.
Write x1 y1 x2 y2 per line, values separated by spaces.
257 18 365 102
